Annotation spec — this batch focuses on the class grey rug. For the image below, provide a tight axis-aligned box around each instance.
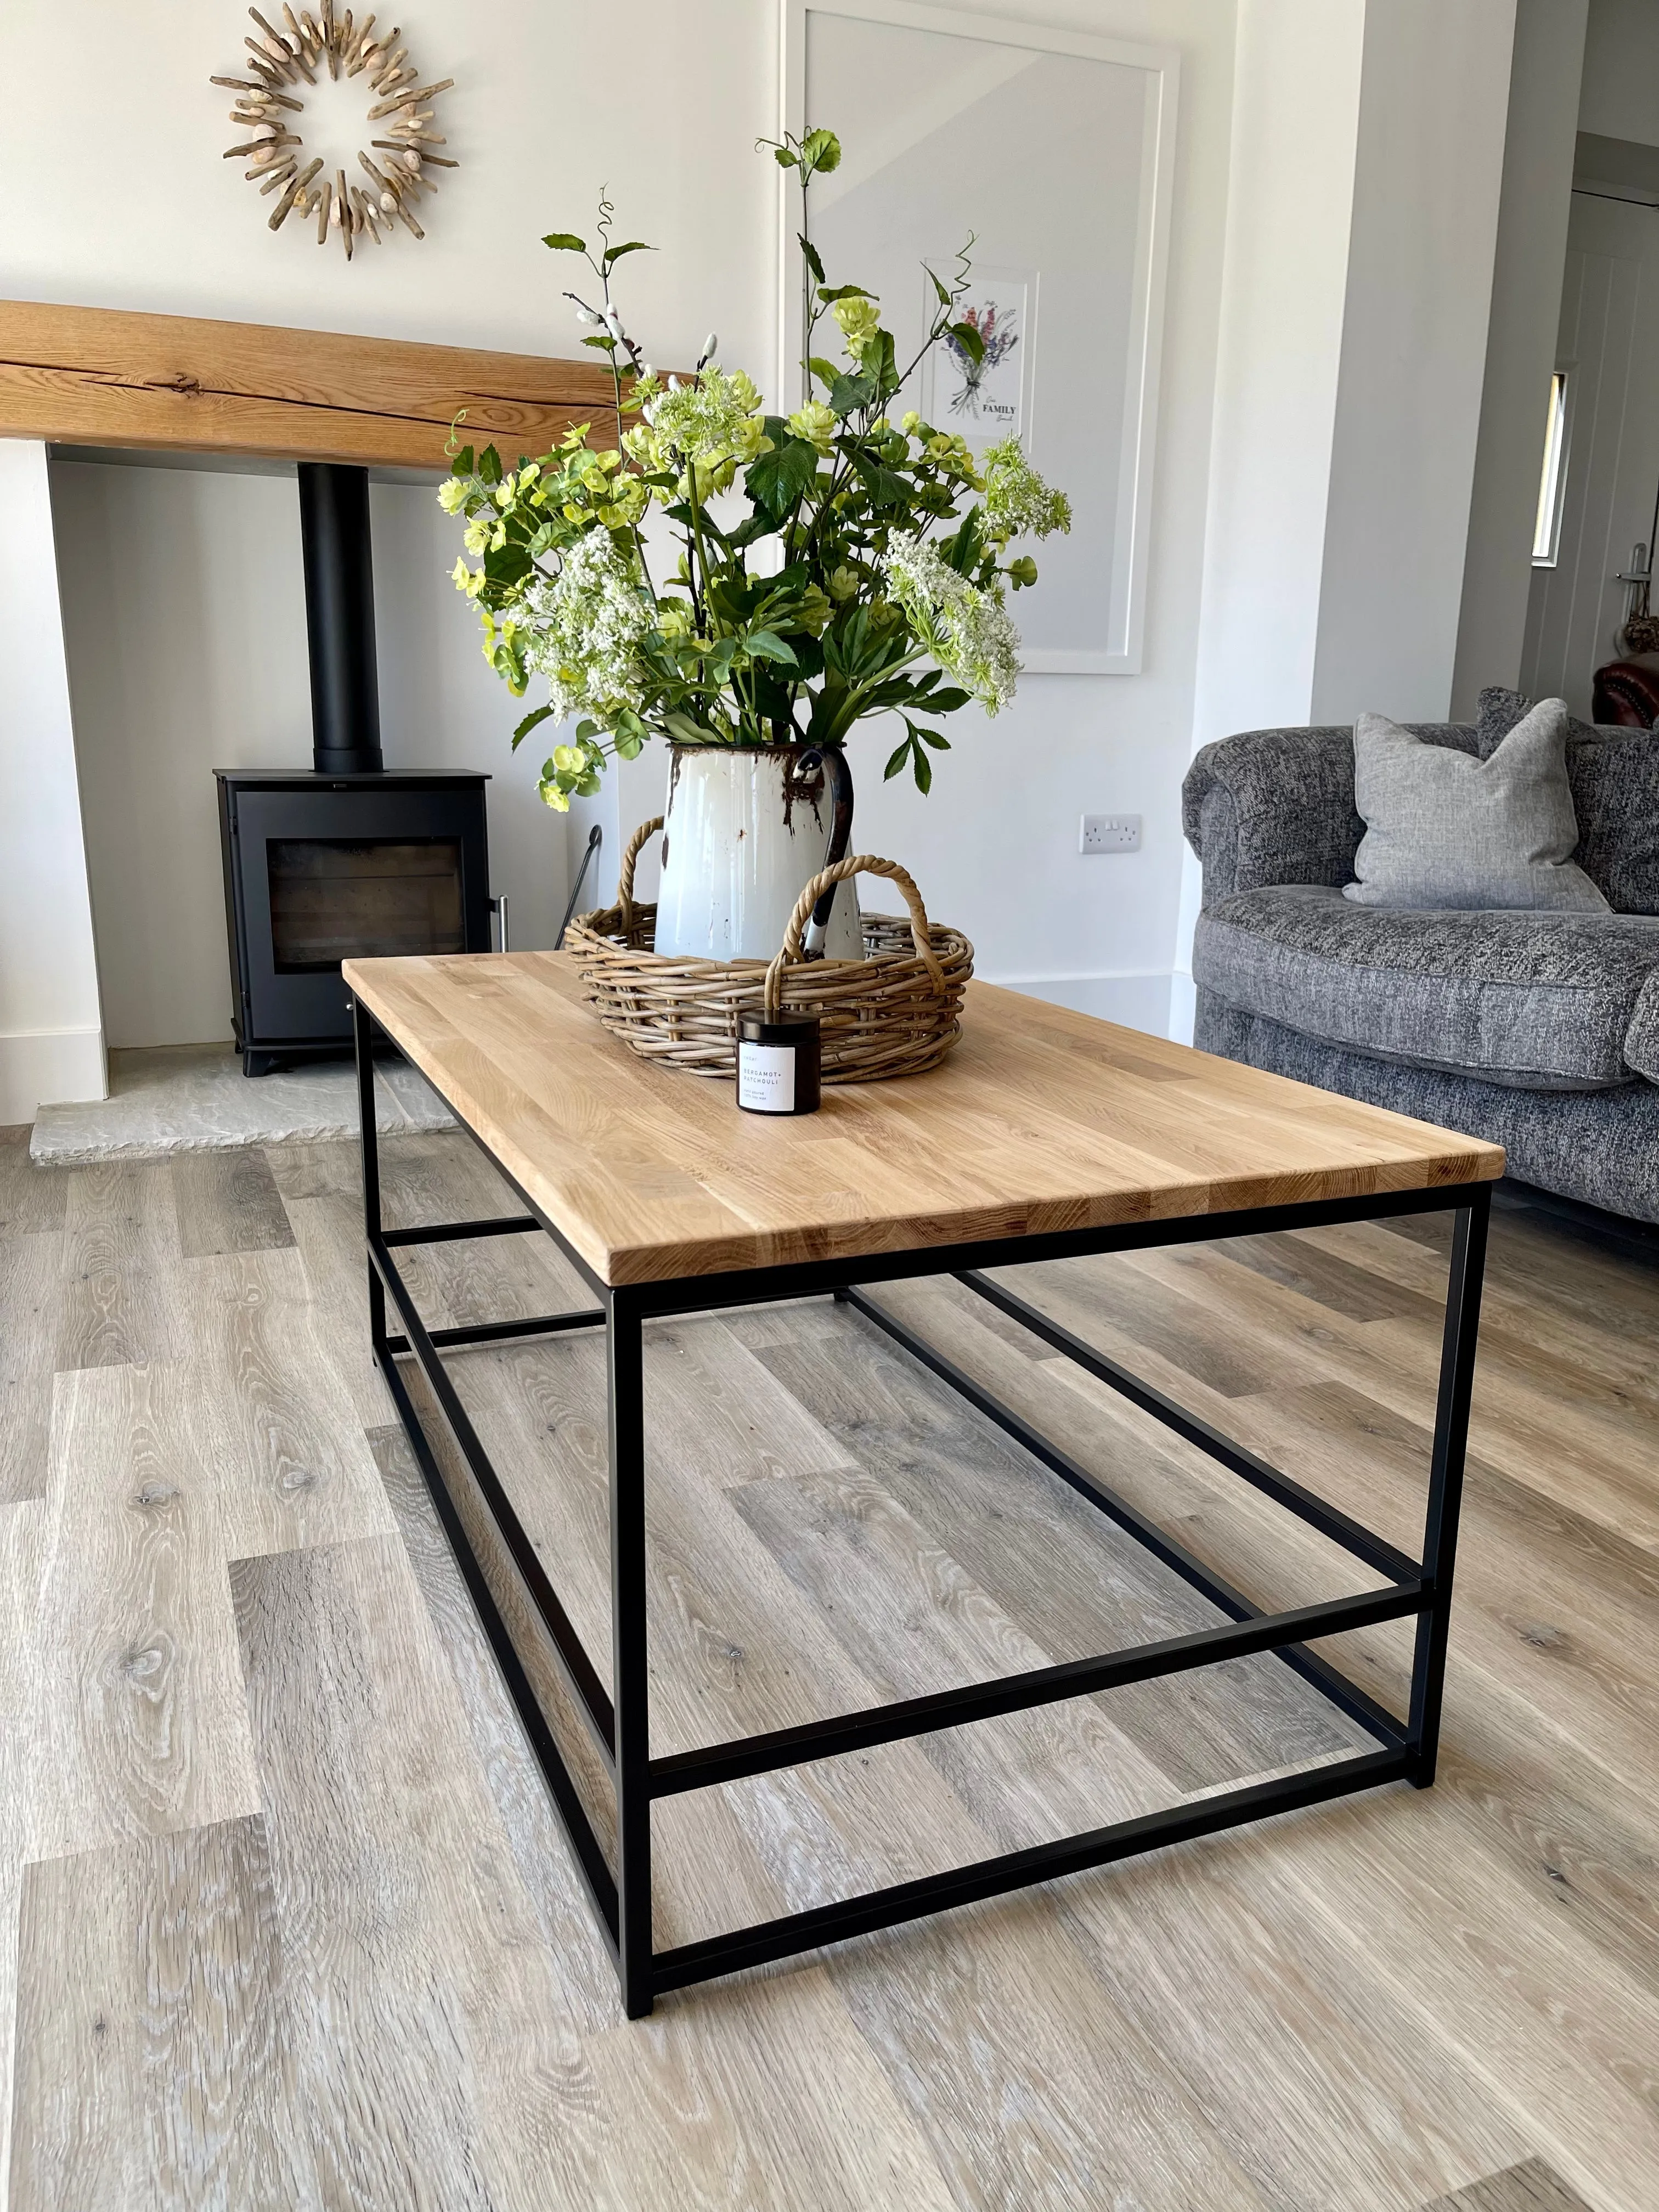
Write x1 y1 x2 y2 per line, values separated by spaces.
30 1044 454 1165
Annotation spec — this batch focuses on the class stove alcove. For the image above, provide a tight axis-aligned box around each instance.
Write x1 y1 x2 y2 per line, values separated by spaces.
216 460 495 1075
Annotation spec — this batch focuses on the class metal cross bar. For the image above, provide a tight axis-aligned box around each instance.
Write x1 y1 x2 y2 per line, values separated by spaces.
839 1283 1408 1748
650 1579 1421 1799
952 1268 1422 1583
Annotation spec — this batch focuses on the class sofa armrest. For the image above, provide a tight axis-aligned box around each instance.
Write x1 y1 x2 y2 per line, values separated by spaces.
1182 726 1364 906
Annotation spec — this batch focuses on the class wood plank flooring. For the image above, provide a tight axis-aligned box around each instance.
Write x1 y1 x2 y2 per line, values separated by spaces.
1 1121 1654 2210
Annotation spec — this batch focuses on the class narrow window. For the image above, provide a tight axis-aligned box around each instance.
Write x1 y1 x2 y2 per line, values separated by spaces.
1532 370 1569 565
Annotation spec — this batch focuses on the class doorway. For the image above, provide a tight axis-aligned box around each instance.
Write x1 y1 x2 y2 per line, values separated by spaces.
1521 185 1659 717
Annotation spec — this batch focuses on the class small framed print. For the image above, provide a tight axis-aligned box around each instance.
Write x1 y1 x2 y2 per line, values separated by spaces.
919 266 1037 449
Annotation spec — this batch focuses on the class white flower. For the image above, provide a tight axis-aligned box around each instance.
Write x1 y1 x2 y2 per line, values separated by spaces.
509 533 653 724
574 306 601 326
882 534 1021 716
701 331 719 362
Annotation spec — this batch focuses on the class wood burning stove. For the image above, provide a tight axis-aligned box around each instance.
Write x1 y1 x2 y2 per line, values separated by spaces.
217 462 492 1075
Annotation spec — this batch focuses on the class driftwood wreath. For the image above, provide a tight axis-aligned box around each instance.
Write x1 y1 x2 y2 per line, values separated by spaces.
212 4 457 259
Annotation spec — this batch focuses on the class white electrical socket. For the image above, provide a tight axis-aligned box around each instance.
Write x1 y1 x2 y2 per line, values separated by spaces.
1080 812 1142 854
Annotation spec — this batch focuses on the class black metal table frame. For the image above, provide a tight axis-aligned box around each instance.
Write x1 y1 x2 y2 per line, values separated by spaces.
353 997 1489 2019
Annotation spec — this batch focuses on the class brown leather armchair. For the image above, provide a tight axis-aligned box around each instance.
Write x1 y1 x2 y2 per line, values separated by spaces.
1592 656 1659 725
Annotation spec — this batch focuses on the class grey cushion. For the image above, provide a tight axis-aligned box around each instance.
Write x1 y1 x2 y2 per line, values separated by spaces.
1346 701 1609 911
1194 883 1659 1088
1478 685 1659 913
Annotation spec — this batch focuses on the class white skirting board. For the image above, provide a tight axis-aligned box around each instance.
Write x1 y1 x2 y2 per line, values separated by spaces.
986 970 1175 1039
0 1026 106 1129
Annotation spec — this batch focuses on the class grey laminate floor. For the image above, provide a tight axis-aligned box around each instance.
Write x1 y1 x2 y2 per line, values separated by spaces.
1 1122 1652 2209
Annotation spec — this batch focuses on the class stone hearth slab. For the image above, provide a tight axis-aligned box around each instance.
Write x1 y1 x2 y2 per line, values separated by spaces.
30 1044 454 1164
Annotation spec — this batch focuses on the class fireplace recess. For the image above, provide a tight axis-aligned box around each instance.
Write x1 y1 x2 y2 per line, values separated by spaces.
217 462 492 1075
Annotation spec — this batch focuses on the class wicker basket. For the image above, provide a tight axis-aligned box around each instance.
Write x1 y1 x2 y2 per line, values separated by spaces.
566 816 974 1081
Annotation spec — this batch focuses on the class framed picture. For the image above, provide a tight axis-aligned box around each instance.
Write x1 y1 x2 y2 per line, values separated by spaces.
778 0 1179 674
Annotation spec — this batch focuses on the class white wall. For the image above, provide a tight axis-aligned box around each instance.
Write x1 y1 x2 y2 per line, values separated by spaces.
1311 0 1517 723
1451 0 1589 720
0 444 105 1122
1171 0 1517 1040
5 0 1242 1082
1579 0 1659 146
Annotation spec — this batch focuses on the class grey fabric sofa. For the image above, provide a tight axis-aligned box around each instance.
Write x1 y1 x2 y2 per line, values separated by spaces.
1182 699 1659 1223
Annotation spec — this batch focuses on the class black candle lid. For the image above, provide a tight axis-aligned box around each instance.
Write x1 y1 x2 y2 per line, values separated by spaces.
738 1011 821 1045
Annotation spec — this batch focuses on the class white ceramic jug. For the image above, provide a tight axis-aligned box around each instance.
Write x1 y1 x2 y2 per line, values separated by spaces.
653 744 863 963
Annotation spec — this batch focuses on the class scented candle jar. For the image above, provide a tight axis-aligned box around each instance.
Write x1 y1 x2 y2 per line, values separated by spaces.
735 1011 822 1115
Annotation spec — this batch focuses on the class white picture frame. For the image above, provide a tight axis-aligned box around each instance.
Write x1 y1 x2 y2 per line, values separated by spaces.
778 0 1179 675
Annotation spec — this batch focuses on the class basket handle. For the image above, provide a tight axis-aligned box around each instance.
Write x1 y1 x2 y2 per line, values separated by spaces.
764 854 945 1018
616 816 665 933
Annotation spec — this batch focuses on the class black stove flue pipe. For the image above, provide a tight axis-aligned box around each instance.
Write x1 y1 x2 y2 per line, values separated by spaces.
297 462 383 774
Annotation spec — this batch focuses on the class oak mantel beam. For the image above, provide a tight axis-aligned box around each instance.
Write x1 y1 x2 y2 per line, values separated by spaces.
0 298 631 472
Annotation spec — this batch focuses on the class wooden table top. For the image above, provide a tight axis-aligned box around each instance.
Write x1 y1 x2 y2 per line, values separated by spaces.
342 953 1504 1288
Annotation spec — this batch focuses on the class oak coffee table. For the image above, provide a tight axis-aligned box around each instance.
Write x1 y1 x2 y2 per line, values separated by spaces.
344 953 1502 2019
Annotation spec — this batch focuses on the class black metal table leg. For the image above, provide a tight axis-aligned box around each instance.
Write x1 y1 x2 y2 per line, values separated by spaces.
608 1290 654 2017
353 997 389 1362
1407 1186 1491 1785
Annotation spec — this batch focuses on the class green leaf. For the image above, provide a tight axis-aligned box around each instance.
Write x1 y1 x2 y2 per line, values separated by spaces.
802 127 842 175
808 356 841 390
849 449 910 508
582 333 618 351
477 444 503 486
745 435 819 517
512 703 555 748
949 318 985 366
930 686 972 712
869 328 900 401
773 145 800 168
828 371 877 419
603 239 652 264
912 724 951 750
744 630 799 667
663 710 712 743
798 233 826 285
883 736 911 781
451 444 475 476
911 737 933 794
816 283 871 303
926 266 953 307
541 232 586 252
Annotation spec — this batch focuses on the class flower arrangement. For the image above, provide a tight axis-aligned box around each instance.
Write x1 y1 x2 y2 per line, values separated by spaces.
440 127 1071 810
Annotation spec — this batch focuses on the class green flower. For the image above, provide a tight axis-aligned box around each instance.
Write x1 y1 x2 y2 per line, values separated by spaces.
984 436 1072 543
833 295 882 363
795 583 832 635
787 400 837 454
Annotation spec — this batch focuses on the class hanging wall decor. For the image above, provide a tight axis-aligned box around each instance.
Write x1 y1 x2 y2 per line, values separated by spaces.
212 5 457 259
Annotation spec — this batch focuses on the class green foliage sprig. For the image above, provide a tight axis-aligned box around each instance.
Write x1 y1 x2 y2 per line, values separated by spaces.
442 128 1070 809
